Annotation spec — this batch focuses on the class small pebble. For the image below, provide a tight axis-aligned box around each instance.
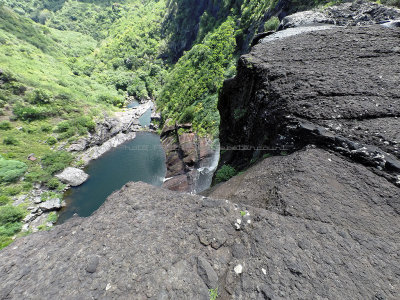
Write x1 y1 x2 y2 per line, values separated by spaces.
262 268 267 275
234 264 243 274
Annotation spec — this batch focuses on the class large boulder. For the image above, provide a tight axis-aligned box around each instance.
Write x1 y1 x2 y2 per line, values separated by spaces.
55 167 89 187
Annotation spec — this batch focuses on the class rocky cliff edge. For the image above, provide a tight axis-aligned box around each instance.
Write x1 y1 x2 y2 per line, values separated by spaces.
1 2 400 299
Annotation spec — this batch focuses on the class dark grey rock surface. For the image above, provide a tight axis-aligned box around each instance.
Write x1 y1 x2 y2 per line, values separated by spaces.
1 154 399 299
219 25 400 183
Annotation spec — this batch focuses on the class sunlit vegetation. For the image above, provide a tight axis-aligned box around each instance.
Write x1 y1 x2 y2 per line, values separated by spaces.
0 5 120 215
158 18 236 137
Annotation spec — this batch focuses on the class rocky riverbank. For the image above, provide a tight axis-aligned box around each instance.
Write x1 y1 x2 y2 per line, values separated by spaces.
71 101 153 164
14 101 154 232
1 1 399 299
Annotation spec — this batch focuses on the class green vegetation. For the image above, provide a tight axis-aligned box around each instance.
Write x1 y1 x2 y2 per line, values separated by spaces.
0 155 27 182
0 195 11 205
47 1 123 40
46 177 60 190
209 287 218 300
264 16 280 31
46 211 58 223
215 164 237 183
0 205 25 248
92 0 168 100
0 205 24 224
158 18 236 136
0 120 11 130
2 136 19 146
41 151 73 175
263 153 272 159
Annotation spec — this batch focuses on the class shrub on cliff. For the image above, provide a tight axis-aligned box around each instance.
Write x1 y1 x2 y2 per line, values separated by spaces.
0 221 22 236
264 16 280 31
0 195 11 206
2 136 19 146
13 104 52 121
0 235 13 249
27 88 53 105
41 151 73 175
46 177 60 190
0 205 24 249
215 164 237 183
46 136 57 145
98 94 125 108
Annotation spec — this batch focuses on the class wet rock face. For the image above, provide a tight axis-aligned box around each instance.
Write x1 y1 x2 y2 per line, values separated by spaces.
67 101 152 164
161 122 214 192
219 25 400 180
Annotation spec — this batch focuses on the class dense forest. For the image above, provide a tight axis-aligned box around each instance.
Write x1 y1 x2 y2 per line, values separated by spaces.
0 0 398 248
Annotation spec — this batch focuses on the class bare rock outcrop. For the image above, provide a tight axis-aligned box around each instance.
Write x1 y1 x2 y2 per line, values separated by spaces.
55 167 89 187
279 0 400 29
1 157 399 299
161 122 216 193
219 25 400 183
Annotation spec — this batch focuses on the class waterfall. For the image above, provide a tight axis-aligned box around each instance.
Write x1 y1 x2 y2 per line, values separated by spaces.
192 140 220 194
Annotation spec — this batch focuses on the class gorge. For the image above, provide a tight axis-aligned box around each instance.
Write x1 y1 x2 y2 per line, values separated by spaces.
0 0 400 299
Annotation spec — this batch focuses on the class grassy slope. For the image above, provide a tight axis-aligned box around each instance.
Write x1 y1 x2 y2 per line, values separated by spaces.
0 6 120 103
0 6 122 248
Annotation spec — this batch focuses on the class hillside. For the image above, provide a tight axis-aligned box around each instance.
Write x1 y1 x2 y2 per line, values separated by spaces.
0 5 129 247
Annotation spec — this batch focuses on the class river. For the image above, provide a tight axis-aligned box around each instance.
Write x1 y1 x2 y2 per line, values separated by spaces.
57 130 166 224
57 100 218 223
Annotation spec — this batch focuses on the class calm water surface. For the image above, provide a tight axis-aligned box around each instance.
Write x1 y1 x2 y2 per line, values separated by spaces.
57 132 166 223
